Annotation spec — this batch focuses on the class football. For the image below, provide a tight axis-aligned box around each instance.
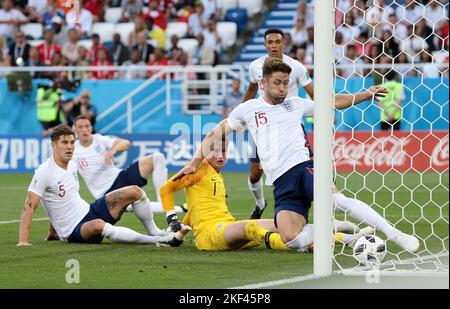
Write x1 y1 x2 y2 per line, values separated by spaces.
352 235 387 266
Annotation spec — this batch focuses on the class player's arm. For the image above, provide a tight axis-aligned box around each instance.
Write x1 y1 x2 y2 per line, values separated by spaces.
173 119 235 181
46 222 59 241
105 138 131 164
241 82 259 103
304 82 314 99
335 86 388 110
17 192 41 246
161 212 192 247
160 172 199 232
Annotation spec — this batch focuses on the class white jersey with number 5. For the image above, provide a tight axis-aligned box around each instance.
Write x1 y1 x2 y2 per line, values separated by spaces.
28 157 90 239
248 54 312 99
228 96 315 185
74 134 121 199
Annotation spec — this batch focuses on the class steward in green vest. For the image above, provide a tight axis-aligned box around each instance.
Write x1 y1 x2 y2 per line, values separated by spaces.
379 73 404 131
37 85 64 131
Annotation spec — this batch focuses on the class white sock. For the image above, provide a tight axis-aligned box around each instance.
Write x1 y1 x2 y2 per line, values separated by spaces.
285 224 314 251
126 202 183 214
248 177 265 209
101 223 167 244
132 194 167 236
341 233 354 244
152 152 168 202
334 193 400 240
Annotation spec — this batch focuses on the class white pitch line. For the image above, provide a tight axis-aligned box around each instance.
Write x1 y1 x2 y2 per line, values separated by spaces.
229 253 449 289
0 217 48 224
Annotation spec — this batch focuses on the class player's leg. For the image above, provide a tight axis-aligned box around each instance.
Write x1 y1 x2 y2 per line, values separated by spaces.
333 190 419 252
106 186 167 236
273 161 315 251
79 218 171 244
223 220 288 250
248 143 266 219
138 153 167 202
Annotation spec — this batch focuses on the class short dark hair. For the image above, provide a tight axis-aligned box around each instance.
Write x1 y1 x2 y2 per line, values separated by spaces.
74 114 91 126
262 58 292 79
264 28 285 40
50 125 75 142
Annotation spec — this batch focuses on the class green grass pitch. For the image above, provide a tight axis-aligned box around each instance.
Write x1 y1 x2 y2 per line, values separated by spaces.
0 171 447 288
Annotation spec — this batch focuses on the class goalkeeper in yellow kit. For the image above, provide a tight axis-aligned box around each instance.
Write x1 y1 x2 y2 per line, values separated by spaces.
159 137 288 251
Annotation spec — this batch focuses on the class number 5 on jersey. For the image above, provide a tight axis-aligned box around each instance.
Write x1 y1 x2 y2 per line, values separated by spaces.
255 112 268 128
59 184 65 197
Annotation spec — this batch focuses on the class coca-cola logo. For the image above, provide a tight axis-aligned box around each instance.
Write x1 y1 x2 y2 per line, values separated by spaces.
431 136 449 167
334 135 410 167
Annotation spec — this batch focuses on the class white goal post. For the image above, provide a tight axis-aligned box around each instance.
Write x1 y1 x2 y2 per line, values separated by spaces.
314 0 448 276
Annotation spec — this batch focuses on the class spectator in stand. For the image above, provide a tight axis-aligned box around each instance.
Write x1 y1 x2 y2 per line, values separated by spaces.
396 0 423 26
338 44 364 78
66 0 93 38
290 16 308 47
425 0 447 28
90 47 114 80
202 16 221 65
109 33 130 66
394 52 413 77
87 33 105 63
283 32 296 57
0 0 28 39
73 45 90 80
83 0 104 23
221 78 242 118
167 34 183 60
121 49 146 80
62 28 81 64
147 47 169 78
415 18 436 52
202 0 222 21
143 0 167 30
8 30 29 66
386 12 408 42
172 51 197 81
381 30 399 56
52 15 69 46
42 0 65 30
334 31 345 62
192 32 214 66
145 17 166 49
63 90 97 128
26 0 47 22
304 27 314 64
401 24 429 61
188 2 206 38
24 46 43 78
128 15 146 47
132 30 154 63
38 29 62 65
121 0 143 23
295 1 314 29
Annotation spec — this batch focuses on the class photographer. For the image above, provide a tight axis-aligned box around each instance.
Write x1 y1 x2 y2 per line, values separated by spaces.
36 79 64 137
63 90 97 129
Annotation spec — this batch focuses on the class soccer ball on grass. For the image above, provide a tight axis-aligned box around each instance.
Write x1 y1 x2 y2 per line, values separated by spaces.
352 235 387 266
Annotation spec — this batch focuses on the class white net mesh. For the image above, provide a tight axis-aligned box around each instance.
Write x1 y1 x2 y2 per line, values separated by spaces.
331 0 449 272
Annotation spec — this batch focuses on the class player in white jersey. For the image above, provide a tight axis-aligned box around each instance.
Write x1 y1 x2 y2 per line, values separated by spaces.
18 125 182 246
73 115 185 214
243 28 314 219
241 29 373 238
173 58 419 253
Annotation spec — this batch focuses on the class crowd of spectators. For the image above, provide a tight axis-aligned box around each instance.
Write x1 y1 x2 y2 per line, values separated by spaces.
285 0 449 79
0 0 228 79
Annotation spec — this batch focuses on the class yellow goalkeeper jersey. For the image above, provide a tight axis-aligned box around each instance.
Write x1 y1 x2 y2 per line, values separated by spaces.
160 160 235 238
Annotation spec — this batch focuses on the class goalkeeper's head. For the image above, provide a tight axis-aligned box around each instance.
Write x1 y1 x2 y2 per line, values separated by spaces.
207 136 229 172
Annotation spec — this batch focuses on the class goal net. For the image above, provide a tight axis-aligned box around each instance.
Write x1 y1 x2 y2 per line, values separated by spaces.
330 0 449 273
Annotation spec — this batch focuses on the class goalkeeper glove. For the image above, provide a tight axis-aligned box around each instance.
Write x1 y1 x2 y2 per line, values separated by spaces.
166 213 182 232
